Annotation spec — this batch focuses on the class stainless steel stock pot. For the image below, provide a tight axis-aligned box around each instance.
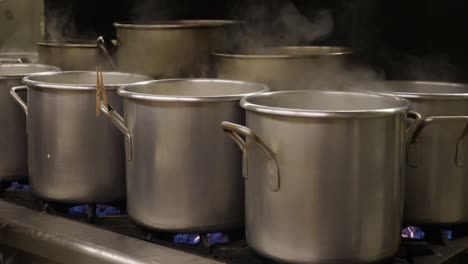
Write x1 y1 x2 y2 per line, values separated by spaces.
10 71 151 203
214 46 352 91
100 79 268 231
367 81 468 225
222 90 419 263
0 64 59 183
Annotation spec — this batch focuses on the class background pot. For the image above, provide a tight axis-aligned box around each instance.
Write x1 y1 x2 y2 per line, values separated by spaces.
11 71 151 203
222 90 418 263
38 41 113 71
98 20 238 78
214 46 352 91
0 52 38 64
0 64 59 184
363 81 468 225
100 79 268 232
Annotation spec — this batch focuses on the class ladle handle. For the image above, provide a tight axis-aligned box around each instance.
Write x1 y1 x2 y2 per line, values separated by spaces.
221 121 280 191
97 36 118 70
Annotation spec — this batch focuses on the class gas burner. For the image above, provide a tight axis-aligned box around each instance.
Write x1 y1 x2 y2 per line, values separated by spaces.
39 202 125 222
173 233 230 246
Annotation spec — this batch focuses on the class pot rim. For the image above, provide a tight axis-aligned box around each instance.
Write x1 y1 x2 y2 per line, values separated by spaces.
0 64 60 80
114 20 239 30
0 52 38 57
366 81 468 99
118 78 269 102
23 71 152 90
213 46 353 59
37 41 99 48
241 90 412 118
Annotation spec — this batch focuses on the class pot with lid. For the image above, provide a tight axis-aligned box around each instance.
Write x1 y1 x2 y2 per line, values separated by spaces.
98 20 238 78
10 71 151 203
100 79 268 232
214 46 352 91
38 41 113 71
363 81 468 225
221 90 420 263
0 64 59 184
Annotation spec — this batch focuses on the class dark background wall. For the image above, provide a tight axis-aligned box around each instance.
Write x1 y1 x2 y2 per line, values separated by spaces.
44 0 468 82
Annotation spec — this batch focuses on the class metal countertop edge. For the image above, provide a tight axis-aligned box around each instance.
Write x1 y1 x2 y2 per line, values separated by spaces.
0 200 222 264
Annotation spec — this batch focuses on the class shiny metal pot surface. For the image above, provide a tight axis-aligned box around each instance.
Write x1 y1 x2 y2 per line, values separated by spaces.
214 46 352 91
222 90 419 263
367 81 468 225
38 42 112 71
98 20 237 78
10 71 151 203
100 79 268 232
0 52 38 64
0 64 59 183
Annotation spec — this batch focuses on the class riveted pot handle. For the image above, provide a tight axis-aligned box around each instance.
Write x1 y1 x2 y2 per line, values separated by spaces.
221 121 280 192
1 58 23 63
405 111 422 145
100 103 133 161
97 36 118 70
408 115 468 168
10 86 28 116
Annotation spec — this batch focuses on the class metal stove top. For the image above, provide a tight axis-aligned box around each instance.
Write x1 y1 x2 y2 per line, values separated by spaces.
0 188 467 264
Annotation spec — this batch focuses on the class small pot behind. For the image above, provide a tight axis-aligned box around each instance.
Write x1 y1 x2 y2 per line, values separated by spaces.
10 71 151 204
38 41 113 71
98 20 238 78
100 79 268 232
214 46 352 91
0 52 38 64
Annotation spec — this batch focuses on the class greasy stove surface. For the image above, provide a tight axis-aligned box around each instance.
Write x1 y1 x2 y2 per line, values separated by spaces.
1 189 468 264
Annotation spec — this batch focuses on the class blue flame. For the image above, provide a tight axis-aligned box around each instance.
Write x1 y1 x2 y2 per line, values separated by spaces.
402 226 425 239
173 234 200 244
207 232 230 245
173 233 230 245
68 204 121 216
7 182 30 190
443 230 453 240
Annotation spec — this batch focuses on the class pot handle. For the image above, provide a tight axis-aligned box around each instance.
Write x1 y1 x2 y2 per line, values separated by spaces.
1 58 23 63
100 103 133 161
405 111 422 145
10 86 28 116
221 121 280 191
408 115 468 168
96 36 118 70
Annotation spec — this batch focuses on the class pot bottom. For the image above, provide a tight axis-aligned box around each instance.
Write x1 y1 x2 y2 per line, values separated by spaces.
129 215 244 234
31 188 126 206
249 242 396 264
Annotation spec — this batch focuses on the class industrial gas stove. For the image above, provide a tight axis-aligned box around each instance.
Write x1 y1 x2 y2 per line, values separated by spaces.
1 185 468 264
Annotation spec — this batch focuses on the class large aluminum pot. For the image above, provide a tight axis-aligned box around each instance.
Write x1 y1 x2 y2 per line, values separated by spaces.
98 20 237 78
221 90 420 263
214 46 352 91
0 64 59 184
38 41 112 71
100 79 268 232
0 52 38 64
365 81 468 225
10 71 151 203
